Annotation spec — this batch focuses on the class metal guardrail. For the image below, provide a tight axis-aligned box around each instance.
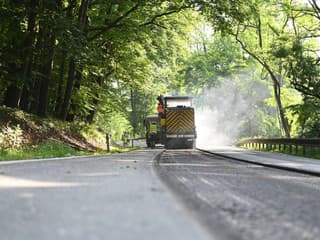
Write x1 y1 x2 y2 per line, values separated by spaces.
130 137 146 148
237 138 320 156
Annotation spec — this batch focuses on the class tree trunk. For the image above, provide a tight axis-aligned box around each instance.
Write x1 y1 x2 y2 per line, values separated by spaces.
60 58 75 120
60 0 90 121
3 1 38 110
20 4 37 111
36 0 63 116
54 0 75 115
272 79 291 138
3 46 22 108
86 75 102 124
66 68 82 121
86 71 113 124
130 87 138 136
234 32 291 138
30 24 46 113
20 85 31 111
37 33 56 117
86 97 98 124
3 83 21 108
54 50 67 115
262 62 291 138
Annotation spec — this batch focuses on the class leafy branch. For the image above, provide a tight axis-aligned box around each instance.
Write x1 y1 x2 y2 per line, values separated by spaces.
140 5 190 27
88 3 140 41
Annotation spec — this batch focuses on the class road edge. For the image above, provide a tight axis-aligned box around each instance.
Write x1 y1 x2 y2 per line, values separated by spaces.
197 148 320 177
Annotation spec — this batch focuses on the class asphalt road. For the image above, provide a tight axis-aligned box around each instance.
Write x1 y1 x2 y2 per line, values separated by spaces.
0 150 211 240
156 150 320 240
2 149 320 240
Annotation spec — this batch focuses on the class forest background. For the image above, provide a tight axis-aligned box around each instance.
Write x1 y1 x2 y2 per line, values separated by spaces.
0 0 319 150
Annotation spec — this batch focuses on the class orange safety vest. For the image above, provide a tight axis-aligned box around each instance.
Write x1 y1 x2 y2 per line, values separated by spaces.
157 104 164 113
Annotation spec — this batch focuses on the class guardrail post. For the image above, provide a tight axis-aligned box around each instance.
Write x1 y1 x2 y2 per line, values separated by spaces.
106 133 110 152
303 145 306 156
311 146 314 156
289 145 292 154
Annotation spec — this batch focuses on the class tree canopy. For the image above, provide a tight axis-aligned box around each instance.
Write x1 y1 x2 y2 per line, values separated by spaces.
0 0 319 139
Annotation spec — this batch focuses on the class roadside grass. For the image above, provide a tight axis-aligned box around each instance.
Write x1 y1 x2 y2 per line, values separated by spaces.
244 145 320 160
0 106 141 161
0 141 141 161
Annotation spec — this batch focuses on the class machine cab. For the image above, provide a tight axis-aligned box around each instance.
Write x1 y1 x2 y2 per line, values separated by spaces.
164 96 193 108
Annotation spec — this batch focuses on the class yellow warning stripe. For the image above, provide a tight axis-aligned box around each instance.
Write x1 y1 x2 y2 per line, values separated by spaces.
166 109 194 132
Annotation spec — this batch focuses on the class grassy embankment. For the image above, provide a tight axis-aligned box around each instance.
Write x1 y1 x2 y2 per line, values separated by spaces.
0 106 138 161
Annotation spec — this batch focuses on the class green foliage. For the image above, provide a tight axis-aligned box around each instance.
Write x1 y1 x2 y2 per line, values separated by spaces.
197 0 257 33
0 140 86 161
197 0 320 138
1 0 319 143
0 0 197 126
287 100 320 138
287 40 320 101
183 31 245 94
94 111 132 141
0 124 23 152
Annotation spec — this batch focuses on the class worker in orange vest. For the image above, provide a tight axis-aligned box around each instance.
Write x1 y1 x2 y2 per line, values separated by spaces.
157 104 164 113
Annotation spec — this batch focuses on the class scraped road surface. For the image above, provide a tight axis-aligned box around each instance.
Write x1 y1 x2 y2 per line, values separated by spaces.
156 150 320 240
1 149 320 240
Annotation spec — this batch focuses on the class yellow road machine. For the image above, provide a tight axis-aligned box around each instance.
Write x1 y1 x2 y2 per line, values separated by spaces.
157 95 196 149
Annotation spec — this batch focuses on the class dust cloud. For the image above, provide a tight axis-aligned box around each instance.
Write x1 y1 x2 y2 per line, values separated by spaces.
195 108 231 147
194 75 272 148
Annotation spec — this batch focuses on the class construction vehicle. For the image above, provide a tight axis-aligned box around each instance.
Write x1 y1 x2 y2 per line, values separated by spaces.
144 115 160 147
157 95 196 149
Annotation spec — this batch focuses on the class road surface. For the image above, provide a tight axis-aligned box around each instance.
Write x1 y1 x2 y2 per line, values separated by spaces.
1 149 320 240
156 149 320 240
0 150 210 240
